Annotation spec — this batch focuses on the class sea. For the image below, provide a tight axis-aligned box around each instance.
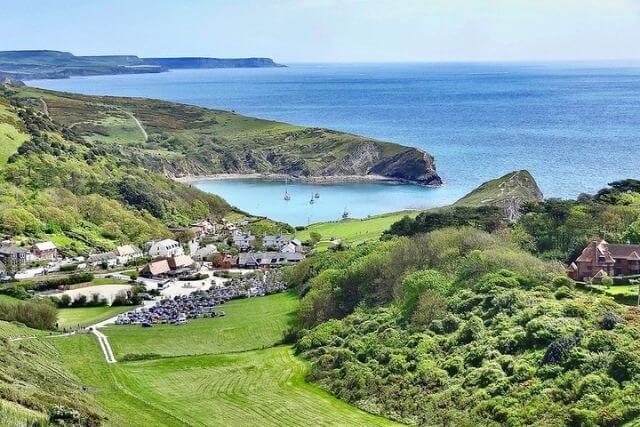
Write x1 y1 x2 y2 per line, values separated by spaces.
30 62 640 225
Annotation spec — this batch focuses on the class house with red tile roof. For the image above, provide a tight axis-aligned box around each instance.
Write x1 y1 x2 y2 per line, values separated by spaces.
567 238 640 282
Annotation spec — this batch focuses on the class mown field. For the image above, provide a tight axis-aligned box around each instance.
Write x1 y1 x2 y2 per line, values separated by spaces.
57 305 135 329
51 292 396 426
104 291 298 358
295 211 418 246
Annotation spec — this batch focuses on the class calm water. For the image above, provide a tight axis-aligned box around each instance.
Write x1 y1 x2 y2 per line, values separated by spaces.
31 63 640 224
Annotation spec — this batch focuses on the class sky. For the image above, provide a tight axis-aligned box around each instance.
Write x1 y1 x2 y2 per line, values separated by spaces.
2 0 640 63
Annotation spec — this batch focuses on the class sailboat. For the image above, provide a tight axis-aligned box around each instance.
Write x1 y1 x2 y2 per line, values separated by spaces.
342 207 349 219
284 180 291 201
309 193 315 205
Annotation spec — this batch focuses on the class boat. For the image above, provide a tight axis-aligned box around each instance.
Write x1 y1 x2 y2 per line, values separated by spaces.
342 207 349 219
309 194 315 205
314 192 320 199
284 179 291 201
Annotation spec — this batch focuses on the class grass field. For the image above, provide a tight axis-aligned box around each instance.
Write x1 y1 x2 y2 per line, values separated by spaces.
105 291 298 358
295 211 417 246
51 292 398 426
57 305 136 329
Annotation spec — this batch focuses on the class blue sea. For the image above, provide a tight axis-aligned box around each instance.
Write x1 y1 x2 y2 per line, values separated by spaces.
31 63 640 225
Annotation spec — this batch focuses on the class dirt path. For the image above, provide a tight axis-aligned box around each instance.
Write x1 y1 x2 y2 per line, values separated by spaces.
124 110 148 141
93 328 117 363
40 98 49 117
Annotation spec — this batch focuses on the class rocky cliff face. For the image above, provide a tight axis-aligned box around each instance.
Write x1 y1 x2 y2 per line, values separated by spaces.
369 148 442 186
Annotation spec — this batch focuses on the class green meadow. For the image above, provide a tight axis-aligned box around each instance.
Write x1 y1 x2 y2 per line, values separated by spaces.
51 292 397 426
57 305 135 329
295 211 418 246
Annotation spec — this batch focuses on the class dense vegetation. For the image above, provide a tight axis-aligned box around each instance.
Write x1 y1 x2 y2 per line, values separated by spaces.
290 227 640 425
515 180 640 262
0 84 260 254
385 178 640 264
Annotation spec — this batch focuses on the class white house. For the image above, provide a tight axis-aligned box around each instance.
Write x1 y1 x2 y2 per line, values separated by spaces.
232 230 255 251
147 239 184 258
87 252 117 269
115 244 143 265
192 244 218 262
263 233 290 250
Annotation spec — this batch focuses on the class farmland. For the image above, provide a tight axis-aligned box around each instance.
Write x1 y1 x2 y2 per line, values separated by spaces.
50 292 396 426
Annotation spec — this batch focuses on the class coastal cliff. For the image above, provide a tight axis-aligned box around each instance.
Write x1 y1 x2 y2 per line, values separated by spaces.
0 50 284 80
4 85 441 186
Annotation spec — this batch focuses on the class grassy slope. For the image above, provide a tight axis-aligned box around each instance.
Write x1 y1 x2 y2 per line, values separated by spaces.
0 98 28 164
105 291 298 358
51 293 397 426
57 305 135 329
0 321 104 425
454 169 542 207
295 211 418 245
10 86 417 179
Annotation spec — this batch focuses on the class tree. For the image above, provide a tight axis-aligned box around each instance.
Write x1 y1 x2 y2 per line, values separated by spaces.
400 269 451 321
309 231 322 245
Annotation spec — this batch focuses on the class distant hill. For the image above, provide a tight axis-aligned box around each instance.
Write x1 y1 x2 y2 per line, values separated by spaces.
454 170 543 220
0 50 284 80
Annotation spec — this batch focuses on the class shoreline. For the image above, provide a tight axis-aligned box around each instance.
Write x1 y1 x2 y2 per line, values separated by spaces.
174 173 442 187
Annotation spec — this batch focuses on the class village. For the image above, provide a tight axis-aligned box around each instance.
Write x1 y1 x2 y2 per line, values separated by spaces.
0 217 306 326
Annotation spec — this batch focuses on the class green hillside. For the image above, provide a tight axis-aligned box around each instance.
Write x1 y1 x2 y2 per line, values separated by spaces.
0 83 288 254
0 321 105 425
7 85 441 185
291 227 640 426
454 170 543 216
50 293 397 426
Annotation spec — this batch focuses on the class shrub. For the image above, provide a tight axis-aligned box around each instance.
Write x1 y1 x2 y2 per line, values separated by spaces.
457 316 485 344
59 264 78 272
0 284 30 300
411 290 448 327
541 335 580 365
601 276 614 287
601 311 625 330
400 269 451 321
609 350 640 383
0 299 57 329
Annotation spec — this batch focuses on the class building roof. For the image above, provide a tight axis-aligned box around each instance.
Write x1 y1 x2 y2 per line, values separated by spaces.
88 251 117 262
33 241 56 251
153 239 180 248
115 244 142 257
236 251 303 266
575 239 640 263
142 259 171 276
593 269 608 279
168 255 194 269
0 244 27 255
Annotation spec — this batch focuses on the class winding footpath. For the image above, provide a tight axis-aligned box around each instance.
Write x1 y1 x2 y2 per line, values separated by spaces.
92 328 117 363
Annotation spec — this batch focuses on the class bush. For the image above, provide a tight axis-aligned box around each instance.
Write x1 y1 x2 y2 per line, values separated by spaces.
457 316 485 344
601 276 614 287
59 264 78 272
400 269 451 321
541 335 580 365
36 273 94 291
609 350 640 383
0 299 57 329
0 284 30 300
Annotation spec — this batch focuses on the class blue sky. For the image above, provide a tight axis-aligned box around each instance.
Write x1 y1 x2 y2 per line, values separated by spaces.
2 0 640 62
